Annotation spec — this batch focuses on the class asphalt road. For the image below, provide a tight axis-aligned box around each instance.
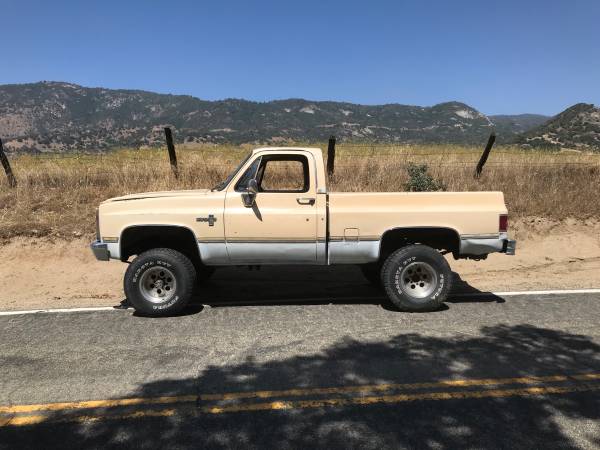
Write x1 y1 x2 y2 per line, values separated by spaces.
0 267 599 449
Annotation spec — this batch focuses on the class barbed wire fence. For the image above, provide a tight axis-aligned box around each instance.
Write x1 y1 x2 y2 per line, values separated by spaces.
4 143 600 183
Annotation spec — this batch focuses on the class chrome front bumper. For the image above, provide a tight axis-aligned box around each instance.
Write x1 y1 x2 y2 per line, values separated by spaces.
90 240 110 261
460 233 516 256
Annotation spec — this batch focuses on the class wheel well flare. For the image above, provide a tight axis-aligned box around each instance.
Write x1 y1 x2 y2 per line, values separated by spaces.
120 226 200 263
379 227 460 260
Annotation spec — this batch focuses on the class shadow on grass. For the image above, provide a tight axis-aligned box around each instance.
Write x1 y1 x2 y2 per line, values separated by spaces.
2 324 599 449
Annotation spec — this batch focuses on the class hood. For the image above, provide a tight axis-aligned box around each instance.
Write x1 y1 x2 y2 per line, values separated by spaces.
104 189 211 203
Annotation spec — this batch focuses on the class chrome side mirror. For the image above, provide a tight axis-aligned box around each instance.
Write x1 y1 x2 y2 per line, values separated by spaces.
242 179 258 207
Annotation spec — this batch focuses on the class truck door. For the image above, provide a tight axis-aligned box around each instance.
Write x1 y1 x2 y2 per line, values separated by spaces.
224 152 318 263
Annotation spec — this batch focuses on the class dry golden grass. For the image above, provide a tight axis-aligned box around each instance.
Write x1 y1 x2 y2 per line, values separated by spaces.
0 143 599 240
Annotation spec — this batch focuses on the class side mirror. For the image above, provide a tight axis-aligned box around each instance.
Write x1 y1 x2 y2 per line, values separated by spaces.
242 179 258 207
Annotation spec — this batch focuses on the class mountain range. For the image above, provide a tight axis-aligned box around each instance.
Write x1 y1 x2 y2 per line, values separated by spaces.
0 81 595 152
518 103 600 150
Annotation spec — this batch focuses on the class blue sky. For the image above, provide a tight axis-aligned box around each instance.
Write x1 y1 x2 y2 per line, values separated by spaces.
1 0 599 115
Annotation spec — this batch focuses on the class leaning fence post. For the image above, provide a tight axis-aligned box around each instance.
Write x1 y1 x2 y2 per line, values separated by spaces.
475 132 496 178
327 135 336 177
164 127 179 179
0 138 17 188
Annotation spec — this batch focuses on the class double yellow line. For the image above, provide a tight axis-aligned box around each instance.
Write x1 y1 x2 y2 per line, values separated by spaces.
1 372 598 427
201 373 600 414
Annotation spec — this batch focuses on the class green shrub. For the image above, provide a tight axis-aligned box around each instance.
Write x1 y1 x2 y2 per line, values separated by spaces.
405 163 446 192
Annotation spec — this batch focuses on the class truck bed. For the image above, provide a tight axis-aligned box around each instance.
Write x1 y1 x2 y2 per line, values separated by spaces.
328 191 507 240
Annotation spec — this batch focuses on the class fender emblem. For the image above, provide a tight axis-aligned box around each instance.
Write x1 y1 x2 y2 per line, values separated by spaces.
197 215 217 226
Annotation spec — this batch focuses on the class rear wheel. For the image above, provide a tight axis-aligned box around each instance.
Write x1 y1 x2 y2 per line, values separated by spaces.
124 248 196 316
381 244 451 311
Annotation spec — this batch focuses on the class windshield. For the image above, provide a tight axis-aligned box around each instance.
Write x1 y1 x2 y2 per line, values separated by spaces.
211 152 252 191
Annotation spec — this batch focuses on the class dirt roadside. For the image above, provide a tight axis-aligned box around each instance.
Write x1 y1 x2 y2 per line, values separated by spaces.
0 217 598 311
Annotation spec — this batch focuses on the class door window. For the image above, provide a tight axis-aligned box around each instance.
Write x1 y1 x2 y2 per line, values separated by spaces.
256 155 309 193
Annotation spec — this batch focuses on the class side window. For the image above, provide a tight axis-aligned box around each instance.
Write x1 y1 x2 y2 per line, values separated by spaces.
257 156 309 193
234 157 261 192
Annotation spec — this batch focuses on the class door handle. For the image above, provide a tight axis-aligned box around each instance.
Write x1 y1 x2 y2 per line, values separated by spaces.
296 197 315 205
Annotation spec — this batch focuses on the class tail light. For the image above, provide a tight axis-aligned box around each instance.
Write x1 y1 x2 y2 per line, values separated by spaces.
499 214 508 233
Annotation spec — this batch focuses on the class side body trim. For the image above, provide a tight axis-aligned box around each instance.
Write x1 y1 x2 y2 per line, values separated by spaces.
221 242 317 265
106 242 120 260
198 242 229 264
199 239 328 265
328 240 380 264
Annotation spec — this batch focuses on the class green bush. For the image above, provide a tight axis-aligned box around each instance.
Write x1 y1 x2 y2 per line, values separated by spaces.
405 163 446 192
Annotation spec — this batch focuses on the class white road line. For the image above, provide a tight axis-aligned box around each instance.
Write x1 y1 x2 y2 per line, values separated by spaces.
0 289 598 316
0 306 121 316
456 288 600 297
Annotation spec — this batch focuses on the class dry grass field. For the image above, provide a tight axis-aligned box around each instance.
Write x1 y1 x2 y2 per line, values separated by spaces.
0 143 599 240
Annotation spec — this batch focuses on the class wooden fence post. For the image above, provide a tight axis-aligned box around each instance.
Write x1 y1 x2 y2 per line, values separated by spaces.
164 127 179 179
0 138 17 188
475 132 496 178
327 135 336 177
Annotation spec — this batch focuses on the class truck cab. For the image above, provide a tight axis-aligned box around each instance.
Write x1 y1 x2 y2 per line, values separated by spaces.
216 148 327 264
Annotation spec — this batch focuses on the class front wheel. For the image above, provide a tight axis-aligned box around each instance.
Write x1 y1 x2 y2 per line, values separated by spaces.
381 244 451 312
124 248 196 316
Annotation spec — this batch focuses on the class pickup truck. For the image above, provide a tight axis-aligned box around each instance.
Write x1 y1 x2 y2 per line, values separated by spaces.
91 147 516 316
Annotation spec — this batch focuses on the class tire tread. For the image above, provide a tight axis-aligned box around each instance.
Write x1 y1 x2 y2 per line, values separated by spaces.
381 244 452 311
124 248 196 316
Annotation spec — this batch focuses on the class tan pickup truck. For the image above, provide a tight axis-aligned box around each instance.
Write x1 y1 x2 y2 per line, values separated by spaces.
91 147 515 315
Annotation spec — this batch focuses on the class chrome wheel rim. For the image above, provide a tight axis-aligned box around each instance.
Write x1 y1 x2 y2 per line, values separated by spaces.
139 266 177 304
398 262 437 299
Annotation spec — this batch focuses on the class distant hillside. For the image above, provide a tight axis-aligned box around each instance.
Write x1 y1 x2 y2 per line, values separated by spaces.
518 103 600 150
0 81 545 152
489 114 550 139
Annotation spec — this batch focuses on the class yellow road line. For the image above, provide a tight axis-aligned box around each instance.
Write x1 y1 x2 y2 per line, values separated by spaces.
0 395 196 415
199 373 600 401
202 384 600 414
2 383 598 426
1 373 598 417
1 409 178 427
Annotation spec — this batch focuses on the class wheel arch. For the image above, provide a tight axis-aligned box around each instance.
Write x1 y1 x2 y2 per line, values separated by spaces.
119 224 201 265
378 226 461 261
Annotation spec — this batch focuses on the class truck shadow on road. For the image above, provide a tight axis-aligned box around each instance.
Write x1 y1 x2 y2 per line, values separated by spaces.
2 324 598 449
186 266 503 311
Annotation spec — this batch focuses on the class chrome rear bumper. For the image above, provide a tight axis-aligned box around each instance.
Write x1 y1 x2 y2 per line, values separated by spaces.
460 233 516 256
504 239 517 256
